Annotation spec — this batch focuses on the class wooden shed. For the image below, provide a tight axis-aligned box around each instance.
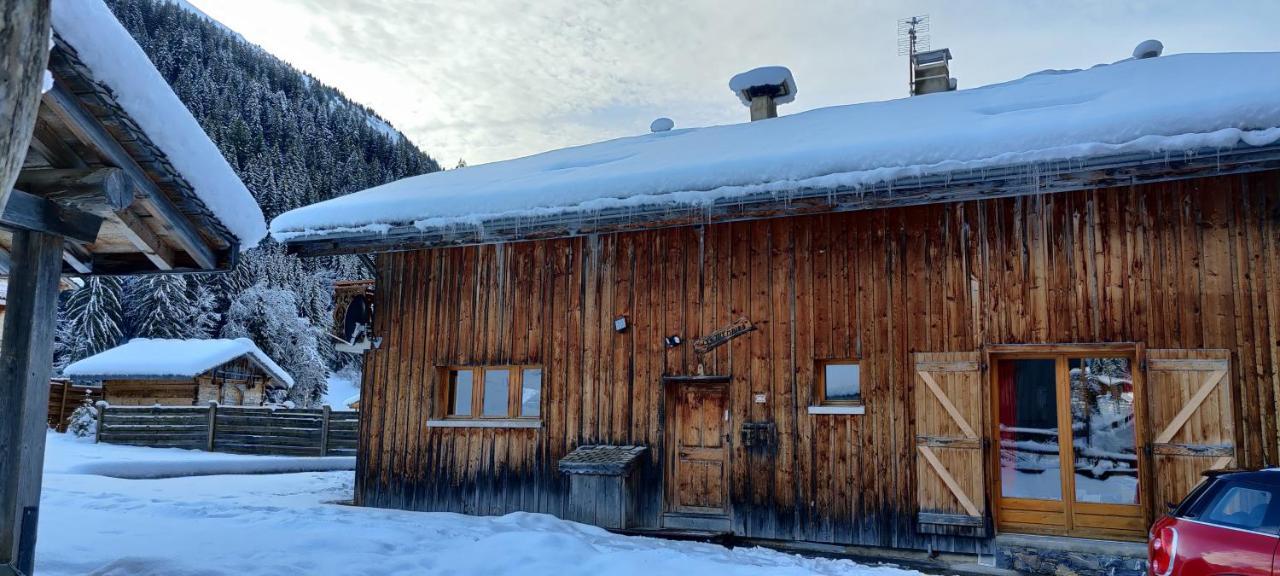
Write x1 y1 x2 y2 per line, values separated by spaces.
271 51 1280 574
62 338 292 407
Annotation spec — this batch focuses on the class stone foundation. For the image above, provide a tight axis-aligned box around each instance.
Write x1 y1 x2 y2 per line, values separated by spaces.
995 534 1147 576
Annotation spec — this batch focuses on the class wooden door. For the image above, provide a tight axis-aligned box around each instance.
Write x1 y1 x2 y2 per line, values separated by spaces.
669 383 729 516
914 352 988 536
1145 349 1235 512
992 349 1146 540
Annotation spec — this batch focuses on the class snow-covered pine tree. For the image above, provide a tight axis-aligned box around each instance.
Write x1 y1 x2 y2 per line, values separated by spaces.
221 282 328 407
57 276 125 367
188 280 220 339
127 274 197 339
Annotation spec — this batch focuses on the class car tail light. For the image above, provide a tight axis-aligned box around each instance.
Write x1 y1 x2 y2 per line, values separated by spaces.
1149 525 1178 576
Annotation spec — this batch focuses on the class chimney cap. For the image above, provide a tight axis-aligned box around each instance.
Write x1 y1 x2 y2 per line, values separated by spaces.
729 66 797 107
1132 39 1163 59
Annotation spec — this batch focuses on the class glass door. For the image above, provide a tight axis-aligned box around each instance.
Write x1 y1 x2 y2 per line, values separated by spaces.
994 352 1145 540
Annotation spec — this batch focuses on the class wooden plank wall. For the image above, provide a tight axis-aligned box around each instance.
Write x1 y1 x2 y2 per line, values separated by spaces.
98 405 358 456
356 171 1280 552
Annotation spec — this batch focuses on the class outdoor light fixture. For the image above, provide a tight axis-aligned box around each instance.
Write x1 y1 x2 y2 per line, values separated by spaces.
614 316 629 332
371 336 384 349
664 335 683 348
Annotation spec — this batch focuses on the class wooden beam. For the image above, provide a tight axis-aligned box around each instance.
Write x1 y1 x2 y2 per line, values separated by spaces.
60 245 91 274
113 210 174 271
0 188 102 244
15 167 132 212
43 85 218 270
0 229 62 573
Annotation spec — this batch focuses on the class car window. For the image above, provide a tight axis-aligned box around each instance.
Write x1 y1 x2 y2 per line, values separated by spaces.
1188 480 1280 533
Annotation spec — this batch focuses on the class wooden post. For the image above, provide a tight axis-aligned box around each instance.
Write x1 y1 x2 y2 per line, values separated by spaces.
0 229 63 575
94 403 104 444
205 402 217 452
319 405 331 457
0 0 53 215
55 381 68 433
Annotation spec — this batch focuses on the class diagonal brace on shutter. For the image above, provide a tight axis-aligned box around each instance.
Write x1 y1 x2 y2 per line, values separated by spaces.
917 444 980 517
917 369 977 440
1154 367 1227 444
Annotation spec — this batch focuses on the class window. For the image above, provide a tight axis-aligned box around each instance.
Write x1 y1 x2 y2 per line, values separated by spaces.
818 361 861 404
1188 480 1280 533
444 366 541 420
521 368 542 417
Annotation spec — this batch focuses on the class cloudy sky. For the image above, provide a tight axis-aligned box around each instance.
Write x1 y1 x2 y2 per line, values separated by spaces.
186 0 1278 166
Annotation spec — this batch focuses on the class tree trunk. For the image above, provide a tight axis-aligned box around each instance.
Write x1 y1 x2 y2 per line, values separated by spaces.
0 0 53 215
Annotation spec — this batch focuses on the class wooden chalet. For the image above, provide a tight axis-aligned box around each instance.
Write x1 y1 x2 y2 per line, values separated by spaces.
0 3 264 572
62 339 293 407
271 49 1280 573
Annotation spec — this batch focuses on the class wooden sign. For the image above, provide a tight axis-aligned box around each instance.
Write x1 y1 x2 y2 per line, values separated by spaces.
694 316 756 355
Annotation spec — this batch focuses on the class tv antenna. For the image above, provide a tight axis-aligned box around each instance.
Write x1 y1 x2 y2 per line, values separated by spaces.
898 15 930 95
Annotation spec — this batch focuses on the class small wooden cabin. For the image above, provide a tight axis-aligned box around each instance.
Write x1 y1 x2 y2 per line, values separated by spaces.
272 50 1280 574
62 339 292 407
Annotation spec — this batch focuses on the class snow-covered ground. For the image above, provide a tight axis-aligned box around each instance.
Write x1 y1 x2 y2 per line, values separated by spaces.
38 433 920 576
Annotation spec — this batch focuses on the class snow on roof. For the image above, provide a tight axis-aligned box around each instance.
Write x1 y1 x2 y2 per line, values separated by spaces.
270 52 1280 244
63 338 293 387
729 66 797 106
51 0 267 249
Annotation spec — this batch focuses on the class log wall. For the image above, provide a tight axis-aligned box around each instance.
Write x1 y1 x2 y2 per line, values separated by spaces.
356 172 1280 551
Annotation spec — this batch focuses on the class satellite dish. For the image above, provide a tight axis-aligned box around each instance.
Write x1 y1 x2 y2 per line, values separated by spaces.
650 117 674 133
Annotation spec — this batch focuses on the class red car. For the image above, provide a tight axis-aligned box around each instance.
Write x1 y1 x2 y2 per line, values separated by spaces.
1150 470 1280 576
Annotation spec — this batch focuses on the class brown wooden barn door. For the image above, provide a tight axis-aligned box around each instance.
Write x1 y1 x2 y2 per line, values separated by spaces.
1145 349 1235 513
667 382 730 519
914 352 988 536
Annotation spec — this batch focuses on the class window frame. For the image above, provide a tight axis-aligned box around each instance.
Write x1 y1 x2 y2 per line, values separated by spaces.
442 365 542 420
816 359 863 406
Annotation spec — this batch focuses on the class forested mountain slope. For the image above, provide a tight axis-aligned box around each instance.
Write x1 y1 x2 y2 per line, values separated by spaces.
55 0 440 406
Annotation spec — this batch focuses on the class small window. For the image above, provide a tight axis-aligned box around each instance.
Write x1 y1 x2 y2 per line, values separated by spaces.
448 369 474 416
521 368 542 418
443 366 542 419
819 361 861 404
1193 481 1278 532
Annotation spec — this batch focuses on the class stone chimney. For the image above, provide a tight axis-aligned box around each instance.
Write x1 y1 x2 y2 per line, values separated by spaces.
729 66 797 121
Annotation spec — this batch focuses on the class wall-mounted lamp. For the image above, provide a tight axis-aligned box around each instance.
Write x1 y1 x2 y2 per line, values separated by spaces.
371 336 384 349
614 316 629 332
664 335 683 348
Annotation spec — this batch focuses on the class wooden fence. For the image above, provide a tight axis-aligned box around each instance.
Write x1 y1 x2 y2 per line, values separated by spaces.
96 404 358 457
48 379 103 432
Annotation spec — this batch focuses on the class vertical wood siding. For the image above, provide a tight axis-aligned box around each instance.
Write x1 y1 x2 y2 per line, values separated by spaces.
356 172 1280 552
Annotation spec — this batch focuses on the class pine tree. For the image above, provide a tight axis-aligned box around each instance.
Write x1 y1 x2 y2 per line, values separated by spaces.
128 274 196 339
57 277 125 367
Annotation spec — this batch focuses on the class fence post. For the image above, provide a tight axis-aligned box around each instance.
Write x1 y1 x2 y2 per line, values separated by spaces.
94 403 104 444
319 405 331 457
206 401 217 452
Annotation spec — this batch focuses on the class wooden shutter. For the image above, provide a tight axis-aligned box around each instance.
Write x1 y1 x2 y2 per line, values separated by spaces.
1145 349 1235 511
914 351 988 536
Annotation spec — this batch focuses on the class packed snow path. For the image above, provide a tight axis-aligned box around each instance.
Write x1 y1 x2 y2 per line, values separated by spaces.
38 434 924 576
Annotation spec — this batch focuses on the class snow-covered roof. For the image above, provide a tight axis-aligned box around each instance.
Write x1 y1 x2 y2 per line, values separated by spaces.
270 51 1280 247
64 338 293 387
51 0 267 249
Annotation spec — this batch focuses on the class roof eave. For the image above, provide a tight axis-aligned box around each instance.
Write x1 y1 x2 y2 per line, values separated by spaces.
281 142 1280 258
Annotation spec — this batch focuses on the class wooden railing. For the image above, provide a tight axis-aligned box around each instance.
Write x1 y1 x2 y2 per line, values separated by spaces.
95 404 358 457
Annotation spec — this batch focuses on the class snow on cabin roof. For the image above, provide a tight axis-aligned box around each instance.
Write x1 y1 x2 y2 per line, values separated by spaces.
63 338 294 388
51 0 267 249
270 51 1280 246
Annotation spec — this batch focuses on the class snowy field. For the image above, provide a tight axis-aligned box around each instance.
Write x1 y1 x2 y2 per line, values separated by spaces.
38 433 923 576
